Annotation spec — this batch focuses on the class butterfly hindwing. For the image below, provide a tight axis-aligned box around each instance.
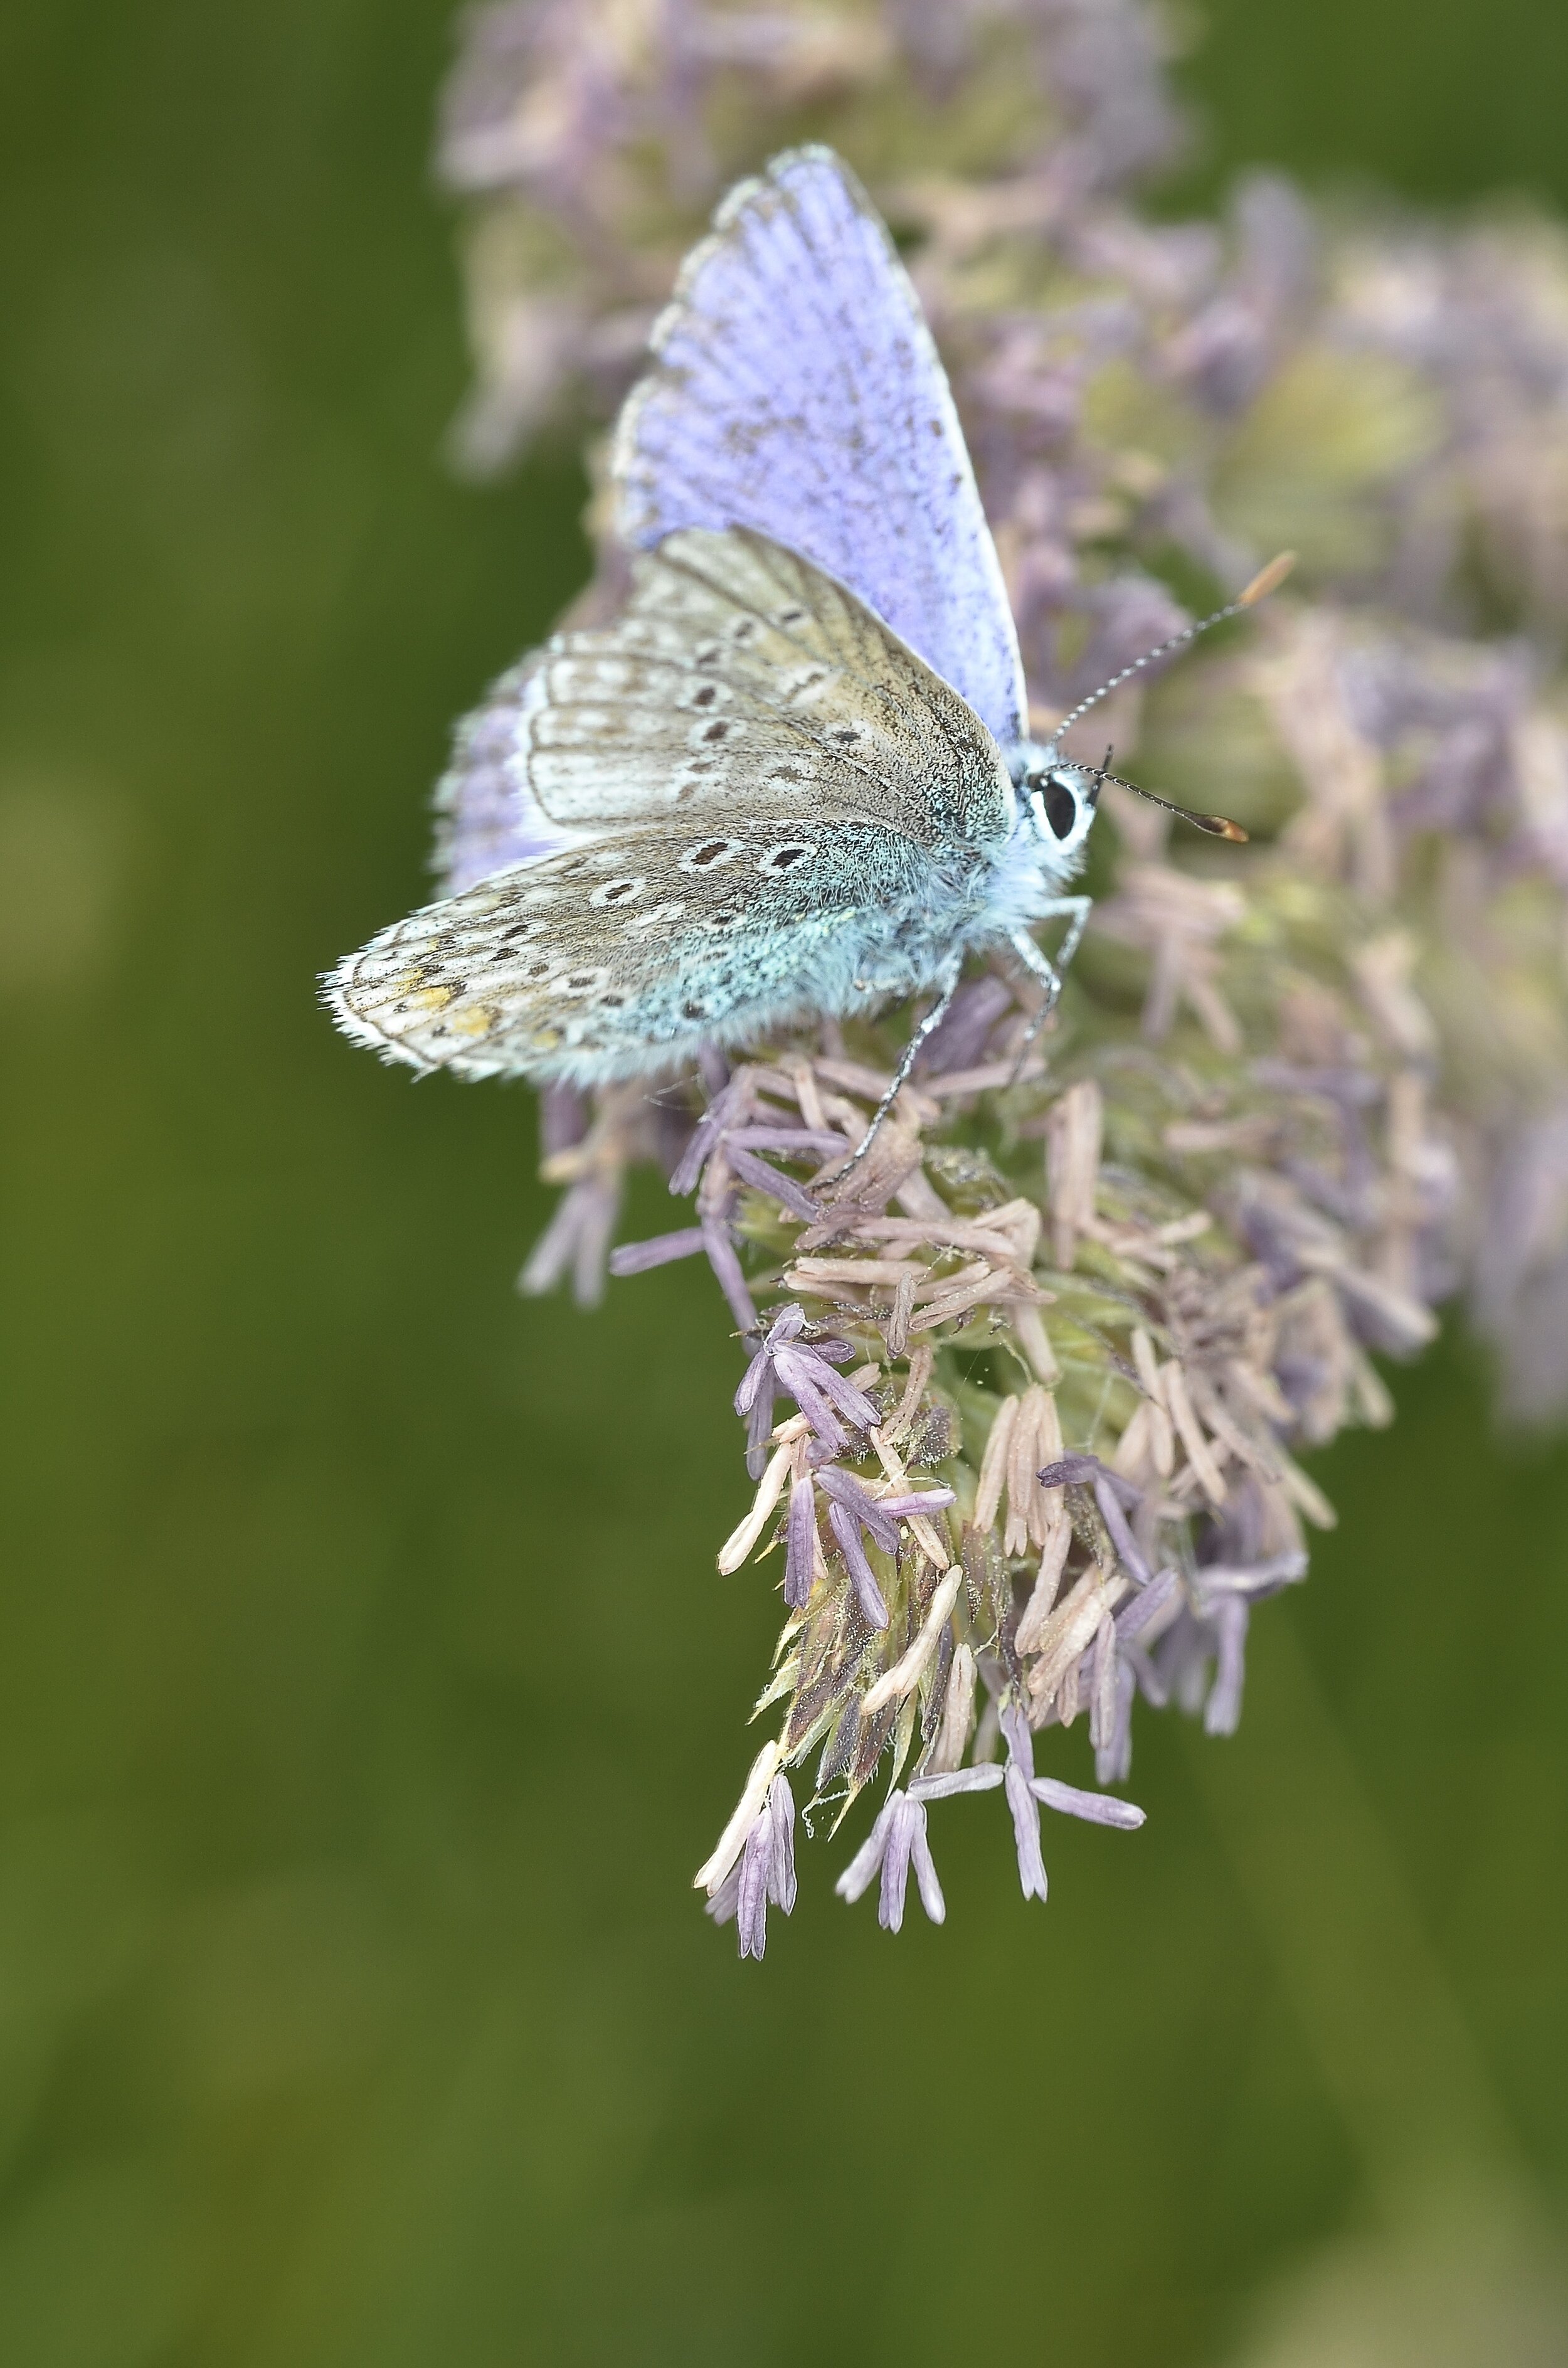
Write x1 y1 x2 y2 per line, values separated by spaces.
612 149 1028 748
327 810 953 1084
432 642 570 895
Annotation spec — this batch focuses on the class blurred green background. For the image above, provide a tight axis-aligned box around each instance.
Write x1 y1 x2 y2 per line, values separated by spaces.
1 3 1566 2363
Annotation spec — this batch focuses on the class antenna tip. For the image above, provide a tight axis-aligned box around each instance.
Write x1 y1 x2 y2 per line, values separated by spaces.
1197 814 1250 842
1237 551 1296 608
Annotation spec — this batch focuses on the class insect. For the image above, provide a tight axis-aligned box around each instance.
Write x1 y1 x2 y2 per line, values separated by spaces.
326 146 1287 1153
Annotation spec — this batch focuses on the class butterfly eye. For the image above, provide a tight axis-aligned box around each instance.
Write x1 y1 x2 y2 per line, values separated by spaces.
1041 774 1081 841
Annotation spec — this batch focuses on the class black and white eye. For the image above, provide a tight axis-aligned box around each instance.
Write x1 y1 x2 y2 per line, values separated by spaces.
588 876 646 908
1041 773 1081 840
758 841 817 876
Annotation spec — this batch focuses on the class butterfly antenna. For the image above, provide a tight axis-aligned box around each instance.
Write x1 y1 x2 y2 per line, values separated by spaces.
1051 551 1296 743
1091 755 1249 842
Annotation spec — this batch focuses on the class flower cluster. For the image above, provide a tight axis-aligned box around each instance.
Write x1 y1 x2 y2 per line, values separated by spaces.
428 0 1568 1945
436 0 1180 469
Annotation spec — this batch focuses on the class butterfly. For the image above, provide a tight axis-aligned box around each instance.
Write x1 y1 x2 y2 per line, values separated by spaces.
326 146 1276 1145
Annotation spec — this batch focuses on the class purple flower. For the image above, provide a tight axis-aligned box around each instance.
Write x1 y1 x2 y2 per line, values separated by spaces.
1000 1703 1146 1901
908 1765 1005 1803
814 1467 954 1630
783 1467 817 1611
916 976 1016 1076
835 1739 1138 1934
784 1467 956 1618
700 1214 760 1347
1187 1550 1306 1734
1036 1452 1152 1593
734 1304 876 1475
608 1226 707 1277
725 1145 829 1224
1089 1610 1138 1785
1203 1596 1250 1737
1037 1452 1136 1496
815 1465 897 1627
1030 1774 1146 1830
517 1171 621 1307
1004 1750 1049 1903
834 1790 945 1931
1101 1567 1183 1766
670 1076 751 1198
1146 1552 1306 1736
706 1774 797 1960
669 1080 842 1205
1092 1477 1150 1583
429 0 1568 1940
656 1080 854 1366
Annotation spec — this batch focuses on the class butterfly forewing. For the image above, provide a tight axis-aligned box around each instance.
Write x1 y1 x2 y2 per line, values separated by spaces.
521 529 1011 848
612 148 1027 749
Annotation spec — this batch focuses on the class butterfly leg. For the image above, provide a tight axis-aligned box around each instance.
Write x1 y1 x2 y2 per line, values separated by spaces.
836 952 965 1174
1036 895 1093 977
1008 899 1092 1067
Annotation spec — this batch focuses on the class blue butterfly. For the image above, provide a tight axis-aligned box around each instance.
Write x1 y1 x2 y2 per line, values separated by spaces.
327 147 1270 1148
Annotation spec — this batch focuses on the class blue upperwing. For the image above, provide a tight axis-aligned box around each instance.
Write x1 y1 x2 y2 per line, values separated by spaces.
612 146 1028 751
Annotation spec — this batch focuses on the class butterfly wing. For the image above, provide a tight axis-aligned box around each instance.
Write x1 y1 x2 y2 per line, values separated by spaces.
329 812 942 1084
430 524 1013 896
327 528 1015 1082
514 527 1009 844
432 643 571 895
612 147 1029 750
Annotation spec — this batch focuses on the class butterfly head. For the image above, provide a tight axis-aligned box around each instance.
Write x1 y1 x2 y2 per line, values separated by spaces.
1012 738 1251 856
1013 743 1100 864
1005 551 1295 865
